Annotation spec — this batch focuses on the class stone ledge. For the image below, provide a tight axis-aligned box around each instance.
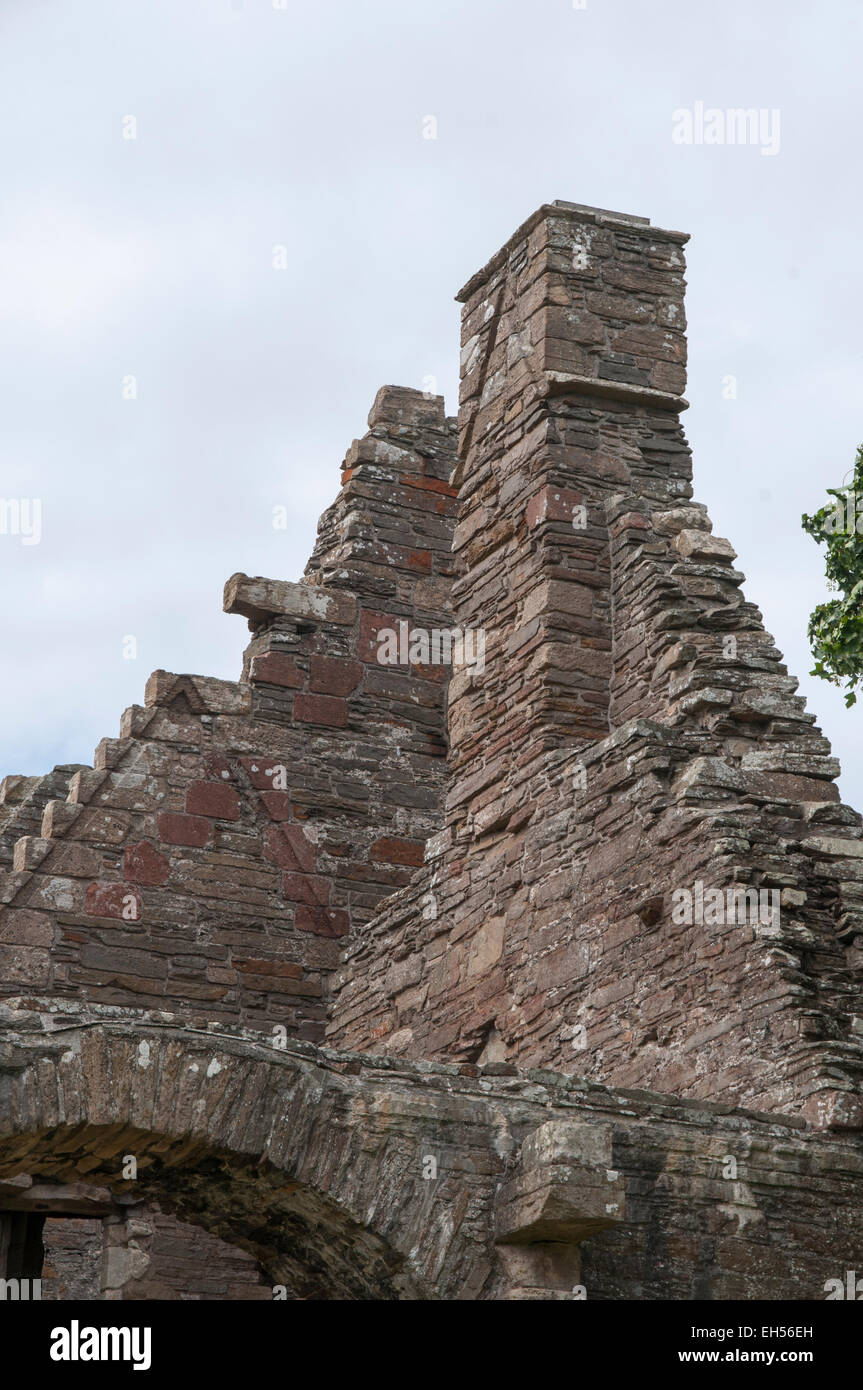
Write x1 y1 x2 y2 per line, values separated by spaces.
223 573 357 627
545 370 688 413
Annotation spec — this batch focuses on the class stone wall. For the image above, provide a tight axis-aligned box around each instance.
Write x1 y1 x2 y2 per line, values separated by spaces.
329 202 863 1131
0 387 456 1299
3 1001 863 1301
0 386 456 1046
104 1209 270 1301
42 1217 103 1300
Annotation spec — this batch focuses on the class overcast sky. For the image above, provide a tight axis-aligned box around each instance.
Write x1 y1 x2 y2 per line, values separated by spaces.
1 0 860 808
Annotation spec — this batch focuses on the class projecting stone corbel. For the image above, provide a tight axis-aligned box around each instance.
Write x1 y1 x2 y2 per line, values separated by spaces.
494 1120 625 1299
223 573 357 628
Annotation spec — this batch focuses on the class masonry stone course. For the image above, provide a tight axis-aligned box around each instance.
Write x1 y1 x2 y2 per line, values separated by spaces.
1 204 862 1300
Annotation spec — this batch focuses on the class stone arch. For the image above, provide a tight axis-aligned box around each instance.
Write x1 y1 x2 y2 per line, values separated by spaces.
4 1134 423 1300
0 1008 512 1299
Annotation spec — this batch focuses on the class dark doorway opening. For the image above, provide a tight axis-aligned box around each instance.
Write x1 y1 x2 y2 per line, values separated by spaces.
0 1211 46 1281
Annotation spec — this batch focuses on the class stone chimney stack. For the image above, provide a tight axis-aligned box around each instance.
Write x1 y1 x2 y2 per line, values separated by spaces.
446 201 690 834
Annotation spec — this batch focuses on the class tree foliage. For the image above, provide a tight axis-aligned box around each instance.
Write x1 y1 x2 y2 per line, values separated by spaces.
801 444 863 707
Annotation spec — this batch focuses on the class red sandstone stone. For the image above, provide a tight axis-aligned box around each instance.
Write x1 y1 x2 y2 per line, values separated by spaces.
525 485 583 529
282 872 330 906
123 841 170 886
157 813 213 848
239 757 288 790
260 791 293 821
84 882 141 920
249 652 304 688
309 656 362 697
294 694 348 727
295 905 350 938
203 754 234 780
612 511 650 535
186 782 241 820
370 836 425 867
263 824 317 873
358 609 401 664
405 549 431 572
399 474 459 498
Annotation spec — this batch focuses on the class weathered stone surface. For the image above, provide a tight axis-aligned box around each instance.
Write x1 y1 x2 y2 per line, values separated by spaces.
331 202 863 1137
1 205 861 1302
1 1000 863 1301
223 575 358 627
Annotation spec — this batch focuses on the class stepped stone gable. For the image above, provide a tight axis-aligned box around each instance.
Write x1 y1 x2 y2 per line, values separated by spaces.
0 385 458 1042
1 202 862 1300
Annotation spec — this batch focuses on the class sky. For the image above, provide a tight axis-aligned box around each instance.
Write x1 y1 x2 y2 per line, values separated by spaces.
1 0 860 806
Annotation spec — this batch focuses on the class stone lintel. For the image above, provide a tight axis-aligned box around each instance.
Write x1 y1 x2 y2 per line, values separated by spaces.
0 1179 119 1216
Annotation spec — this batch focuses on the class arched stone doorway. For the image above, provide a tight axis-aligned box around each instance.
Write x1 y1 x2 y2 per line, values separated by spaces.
0 1003 524 1299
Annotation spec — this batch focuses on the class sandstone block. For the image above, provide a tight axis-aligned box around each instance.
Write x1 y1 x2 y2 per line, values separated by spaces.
157 813 213 848
186 782 242 821
223 574 357 626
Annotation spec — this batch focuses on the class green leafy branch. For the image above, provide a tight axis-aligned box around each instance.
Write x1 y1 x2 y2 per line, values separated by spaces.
801 443 863 707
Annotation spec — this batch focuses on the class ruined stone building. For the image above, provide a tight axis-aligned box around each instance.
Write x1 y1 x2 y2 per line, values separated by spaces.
2 201 862 1300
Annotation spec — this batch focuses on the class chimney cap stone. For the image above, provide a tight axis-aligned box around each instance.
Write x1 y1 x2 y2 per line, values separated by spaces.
455 200 689 303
